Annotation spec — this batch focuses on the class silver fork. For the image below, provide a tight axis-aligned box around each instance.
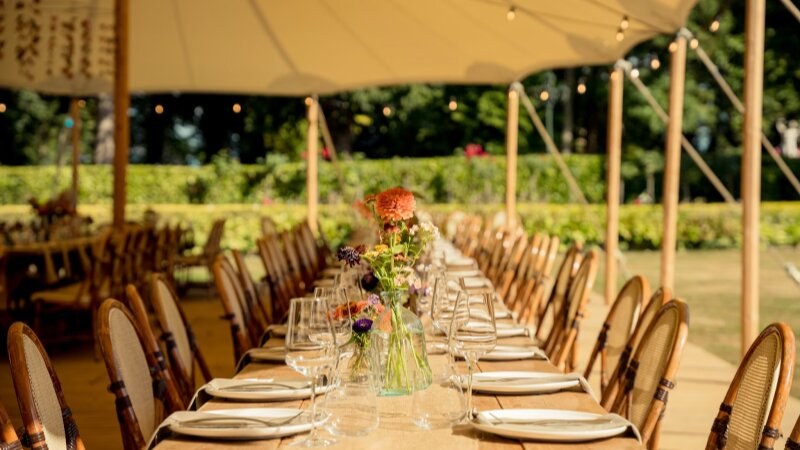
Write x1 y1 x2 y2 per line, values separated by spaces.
177 411 305 429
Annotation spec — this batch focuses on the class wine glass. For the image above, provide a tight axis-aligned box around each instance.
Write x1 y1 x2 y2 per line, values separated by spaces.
314 287 352 347
430 276 462 336
448 291 497 420
285 297 338 447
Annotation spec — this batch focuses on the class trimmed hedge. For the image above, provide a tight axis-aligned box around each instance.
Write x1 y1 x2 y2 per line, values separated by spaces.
2 202 798 252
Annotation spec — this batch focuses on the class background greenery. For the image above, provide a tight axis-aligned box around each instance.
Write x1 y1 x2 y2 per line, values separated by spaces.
2 202 798 252
4 153 800 207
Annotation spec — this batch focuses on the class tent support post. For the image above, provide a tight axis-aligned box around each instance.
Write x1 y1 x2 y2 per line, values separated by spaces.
306 96 320 235
660 33 688 292
693 42 800 197
741 0 766 356
113 0 129 228
605 66 624 305
505 87 520 229
70 98 81 208
626 66 736 204
779 0 800 23
514 83 588 205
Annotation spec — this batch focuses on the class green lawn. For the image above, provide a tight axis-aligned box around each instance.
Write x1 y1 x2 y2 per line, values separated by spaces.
600 247 800 395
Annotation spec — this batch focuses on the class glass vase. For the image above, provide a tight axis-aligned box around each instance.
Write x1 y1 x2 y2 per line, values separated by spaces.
324 342 379 437
371 290 433 396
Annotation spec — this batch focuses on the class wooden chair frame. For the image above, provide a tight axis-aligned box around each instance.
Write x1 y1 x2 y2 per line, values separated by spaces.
149 274 213 402
0 400 21 449
706 322 795 450
583 275 650 394
536 244 582 341
124 284 186 411
96 299 175 450
610 299 690 449
7 322 86 450
212 255 254 363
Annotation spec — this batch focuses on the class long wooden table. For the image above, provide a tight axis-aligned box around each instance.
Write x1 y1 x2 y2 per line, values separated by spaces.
154 318 643 449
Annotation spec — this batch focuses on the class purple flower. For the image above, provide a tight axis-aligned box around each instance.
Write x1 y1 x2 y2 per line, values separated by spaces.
336 246 361 267
353 318 373 333
361 271 378 291
367 293 380 306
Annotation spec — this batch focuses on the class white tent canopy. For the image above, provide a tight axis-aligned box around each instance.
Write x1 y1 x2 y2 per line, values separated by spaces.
1 0 696 96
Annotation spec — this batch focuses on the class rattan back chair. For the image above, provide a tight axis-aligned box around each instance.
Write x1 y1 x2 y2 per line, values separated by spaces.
97 299 176 450
220 256 262 346
536 244 582 341
231 249 272 327
212 255 254 363
0 400 21 449
785 413 800 450
601 286 671 409
584 275 650 394
150 274 213 401
124 284 186 411
706 323 795 450
7 322 85 450
609 299 690 449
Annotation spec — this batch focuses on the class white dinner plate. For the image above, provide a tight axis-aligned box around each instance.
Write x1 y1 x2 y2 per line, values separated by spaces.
247 346 286 363
168 408 324 440
480 345 546 361
471 409 633 442
458 371 578 394
204 378 330 401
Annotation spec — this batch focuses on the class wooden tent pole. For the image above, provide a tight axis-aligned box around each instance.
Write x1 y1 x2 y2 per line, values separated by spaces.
741 0 766 356
113 0 130 228
514 83 589 205
779 0 800 23
605 65 624 305
69 98 81 208
306 96 320 234
660 33 688 291
505 87 520 229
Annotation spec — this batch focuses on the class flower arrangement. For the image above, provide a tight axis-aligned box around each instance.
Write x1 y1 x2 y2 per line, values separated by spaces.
336 187 440 395
333 293 384 376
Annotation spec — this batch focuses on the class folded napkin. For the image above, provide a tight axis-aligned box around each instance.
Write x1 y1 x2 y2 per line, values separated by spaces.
470 372 597 401
473 410 641 443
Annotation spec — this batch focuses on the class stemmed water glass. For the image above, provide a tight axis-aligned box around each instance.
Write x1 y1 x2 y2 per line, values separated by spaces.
448 290 497 420
313 287 352 347
285 297 338 447
430 276 463 336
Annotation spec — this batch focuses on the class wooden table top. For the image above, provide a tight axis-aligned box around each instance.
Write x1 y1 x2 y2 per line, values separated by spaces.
154 320 643 449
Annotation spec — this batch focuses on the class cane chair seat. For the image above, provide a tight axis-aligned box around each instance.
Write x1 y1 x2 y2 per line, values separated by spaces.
7 322 85 450
706 323 794 450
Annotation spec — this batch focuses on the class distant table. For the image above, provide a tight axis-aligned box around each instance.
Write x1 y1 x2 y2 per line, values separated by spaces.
1 235 99 309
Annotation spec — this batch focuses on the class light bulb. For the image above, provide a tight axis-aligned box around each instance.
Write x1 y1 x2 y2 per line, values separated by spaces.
0 103 7 113
232 103 242 113
669 41 678 53
577 83 586 94
155 104 164 114
383 106 392 117
539 90 550 101
630 68 640 79
304 97 313 106
709 18 720 32
650 58 661 70
690 38 699 49
616 30 625 42
506 6 516 21
448 99 458 111
620 16 629 30
77 99 86 108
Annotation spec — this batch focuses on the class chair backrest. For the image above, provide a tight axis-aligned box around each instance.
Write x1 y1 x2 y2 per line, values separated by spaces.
96 299 166 450
584 275 650 393
611 299 690 449
601 286 671 409
212 255 254 363
706 323 795 450
124 284 186 411
7 322 85 450
550 249 599 370
150 274 212 399
203 219 226 255
232 249 272 327
0 400 21 448
536 244 582 340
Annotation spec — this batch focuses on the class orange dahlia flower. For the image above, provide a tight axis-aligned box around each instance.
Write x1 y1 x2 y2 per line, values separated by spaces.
375 187 416 222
